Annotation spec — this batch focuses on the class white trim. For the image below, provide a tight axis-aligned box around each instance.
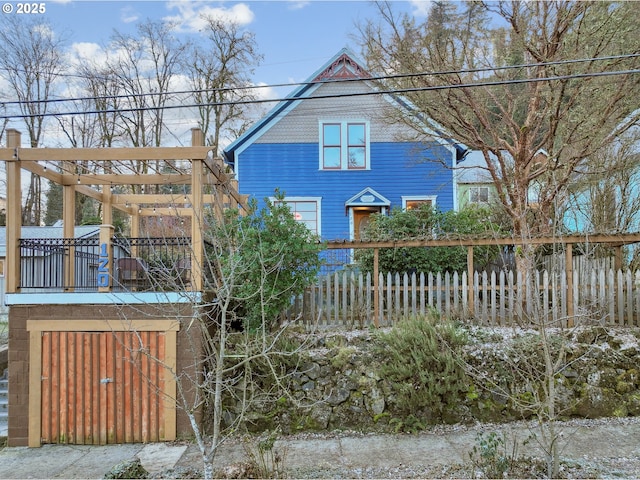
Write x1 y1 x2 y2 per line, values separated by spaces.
5 291 201 305
452 151 458 212
318 120 371 171
348 205 387 241
401 195 437 210
345 187 391 207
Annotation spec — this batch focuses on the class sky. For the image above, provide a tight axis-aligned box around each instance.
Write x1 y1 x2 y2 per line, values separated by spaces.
10 0 426 92
0 0 429 145
0 0 429 195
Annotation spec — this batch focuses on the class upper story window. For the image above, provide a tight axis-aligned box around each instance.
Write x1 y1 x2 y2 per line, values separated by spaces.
321 121 369 170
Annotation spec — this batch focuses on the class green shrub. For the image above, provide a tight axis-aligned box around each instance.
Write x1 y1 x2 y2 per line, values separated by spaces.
355 204 505 274
373 314 468 424
468 431 534 479
204 190 324 332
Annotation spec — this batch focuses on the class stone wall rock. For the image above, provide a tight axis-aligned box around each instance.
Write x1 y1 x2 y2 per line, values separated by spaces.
221 326 640 434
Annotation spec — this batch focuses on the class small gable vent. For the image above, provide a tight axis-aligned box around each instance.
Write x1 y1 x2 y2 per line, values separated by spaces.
313 53 371 81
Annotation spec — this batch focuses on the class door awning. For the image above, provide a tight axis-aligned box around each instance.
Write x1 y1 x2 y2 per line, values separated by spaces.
345 187 390 207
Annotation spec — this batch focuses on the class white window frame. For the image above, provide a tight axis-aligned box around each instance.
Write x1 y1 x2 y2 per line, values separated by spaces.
319 120 370 171
270 196 322 236
401 195 437 211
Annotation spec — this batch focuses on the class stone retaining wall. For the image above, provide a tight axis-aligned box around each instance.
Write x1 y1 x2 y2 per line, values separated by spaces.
226 326 640 434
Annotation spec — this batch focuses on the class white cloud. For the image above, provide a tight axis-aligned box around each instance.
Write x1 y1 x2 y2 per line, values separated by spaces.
69 42 105 64
286 1 310 11
120 5 140 24
254 82 278 102
164 1 255 32
409 0 432 17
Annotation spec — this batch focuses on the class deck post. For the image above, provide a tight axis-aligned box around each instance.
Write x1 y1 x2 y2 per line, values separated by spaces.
6 129 22 293
98 224 114 292
63 176 76 291
191 128 204 292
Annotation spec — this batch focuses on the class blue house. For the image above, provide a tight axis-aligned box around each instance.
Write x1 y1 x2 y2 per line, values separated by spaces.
223 49 466 244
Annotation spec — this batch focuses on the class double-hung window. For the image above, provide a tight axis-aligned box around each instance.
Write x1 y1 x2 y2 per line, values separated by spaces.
321 121 369 170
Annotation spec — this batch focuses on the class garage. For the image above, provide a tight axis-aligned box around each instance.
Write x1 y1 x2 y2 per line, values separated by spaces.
27 319 178 446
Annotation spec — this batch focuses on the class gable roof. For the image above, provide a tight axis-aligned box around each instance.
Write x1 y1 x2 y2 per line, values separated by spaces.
223 48 467 165
223 48 363 163
456 151 496 184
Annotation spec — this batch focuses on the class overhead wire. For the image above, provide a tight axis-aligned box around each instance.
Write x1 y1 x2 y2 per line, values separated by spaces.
0 53 638 120
0 52 638 107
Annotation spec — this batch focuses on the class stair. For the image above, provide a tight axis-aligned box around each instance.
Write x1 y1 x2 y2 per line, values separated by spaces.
0 371 7 437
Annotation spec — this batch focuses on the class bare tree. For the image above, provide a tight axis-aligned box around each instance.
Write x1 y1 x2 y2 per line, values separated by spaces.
359 1 640 248
132 196 323 479
0 16 68 224
184 17 263 155
105 19 187 148
359 4 640 476
73 60 125 148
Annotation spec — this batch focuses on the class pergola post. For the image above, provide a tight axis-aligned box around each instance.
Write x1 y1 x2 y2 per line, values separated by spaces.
98 224 114 293
191 128 204 292
63 172 76 291
6 129 22 293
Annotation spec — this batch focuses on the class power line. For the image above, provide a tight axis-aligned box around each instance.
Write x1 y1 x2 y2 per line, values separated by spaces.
1 65 638 121
0 53 638 108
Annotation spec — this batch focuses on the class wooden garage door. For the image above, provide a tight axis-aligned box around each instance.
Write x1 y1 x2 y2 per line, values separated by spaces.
40 331 167 445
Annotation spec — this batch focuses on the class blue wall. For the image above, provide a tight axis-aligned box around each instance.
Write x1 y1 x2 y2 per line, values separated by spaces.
237 141 454 240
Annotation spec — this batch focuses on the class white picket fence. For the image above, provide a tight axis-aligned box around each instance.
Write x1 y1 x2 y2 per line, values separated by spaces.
286 268 640 328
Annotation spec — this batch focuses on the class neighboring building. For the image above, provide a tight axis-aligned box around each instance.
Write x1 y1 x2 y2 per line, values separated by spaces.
223 49 466 243
455 150 496 210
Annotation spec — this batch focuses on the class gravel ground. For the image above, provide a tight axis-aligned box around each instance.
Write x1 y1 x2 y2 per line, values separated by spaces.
161 417 640 479
286 419 640 479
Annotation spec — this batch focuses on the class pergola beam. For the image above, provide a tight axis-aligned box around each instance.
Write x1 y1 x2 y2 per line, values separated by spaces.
0 146 212 162
325 233 640 249
1 128 248 296
62 173 192 186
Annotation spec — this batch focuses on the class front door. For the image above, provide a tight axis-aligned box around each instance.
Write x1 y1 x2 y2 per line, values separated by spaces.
352 207 381 240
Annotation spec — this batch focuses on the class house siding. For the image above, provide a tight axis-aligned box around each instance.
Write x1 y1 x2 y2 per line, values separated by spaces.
253 81 427 145
237 141 454 240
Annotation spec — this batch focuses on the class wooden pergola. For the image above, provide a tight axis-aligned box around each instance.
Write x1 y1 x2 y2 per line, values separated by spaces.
326 233 640 327
1 128 248 293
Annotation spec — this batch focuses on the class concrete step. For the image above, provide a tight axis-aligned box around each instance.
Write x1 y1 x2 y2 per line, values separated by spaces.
0 374 7 439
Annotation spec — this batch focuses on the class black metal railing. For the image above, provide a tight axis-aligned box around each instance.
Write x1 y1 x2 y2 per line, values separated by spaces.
112 237 192 292
19 236 192 292
19 237 101 291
